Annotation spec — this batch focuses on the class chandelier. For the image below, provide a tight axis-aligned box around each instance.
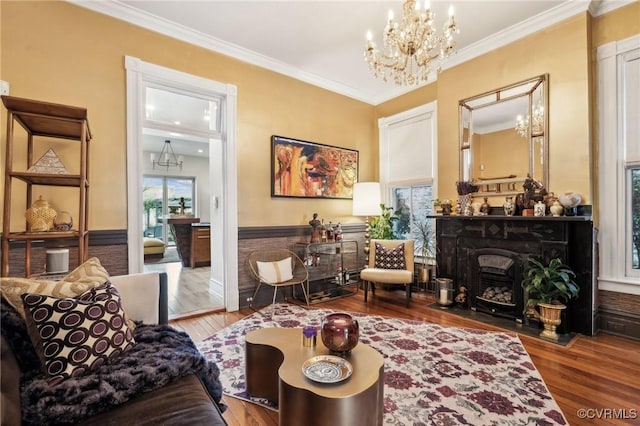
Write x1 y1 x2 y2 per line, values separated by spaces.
364 0 459 86
151 140 183 171
515 104 544 138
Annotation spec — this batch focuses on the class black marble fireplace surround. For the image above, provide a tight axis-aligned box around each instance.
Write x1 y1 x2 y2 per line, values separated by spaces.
433 215 597 336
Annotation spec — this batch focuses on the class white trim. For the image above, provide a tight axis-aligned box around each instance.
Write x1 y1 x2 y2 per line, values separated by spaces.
590 0 637 17
125 56 239 311
73 0 605 106
597 34 640 293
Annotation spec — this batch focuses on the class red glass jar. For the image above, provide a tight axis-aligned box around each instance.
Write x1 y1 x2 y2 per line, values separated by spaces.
321 313 359 354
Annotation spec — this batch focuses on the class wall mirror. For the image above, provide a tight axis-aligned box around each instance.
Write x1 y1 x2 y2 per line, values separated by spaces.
459 74 548 197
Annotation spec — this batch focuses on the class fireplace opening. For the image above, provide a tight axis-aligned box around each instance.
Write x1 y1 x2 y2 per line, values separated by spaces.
470 250 523 321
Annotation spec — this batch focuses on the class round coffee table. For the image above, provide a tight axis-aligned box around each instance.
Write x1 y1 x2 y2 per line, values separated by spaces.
245 327 384 426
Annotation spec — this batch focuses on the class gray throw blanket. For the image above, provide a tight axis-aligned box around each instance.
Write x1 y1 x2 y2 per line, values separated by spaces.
1 297 224 425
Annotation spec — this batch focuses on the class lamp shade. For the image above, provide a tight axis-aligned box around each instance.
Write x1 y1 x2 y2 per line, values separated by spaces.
352 182 382 216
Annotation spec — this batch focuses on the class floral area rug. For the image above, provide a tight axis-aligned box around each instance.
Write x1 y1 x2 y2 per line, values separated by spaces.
197 304 567 425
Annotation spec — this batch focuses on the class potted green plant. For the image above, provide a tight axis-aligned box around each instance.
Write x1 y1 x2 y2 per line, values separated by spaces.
369 203 400 240
521 257 580 341
413 215 436 283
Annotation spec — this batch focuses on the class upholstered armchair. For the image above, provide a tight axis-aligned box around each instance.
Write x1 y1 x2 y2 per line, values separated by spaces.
360 239 415 307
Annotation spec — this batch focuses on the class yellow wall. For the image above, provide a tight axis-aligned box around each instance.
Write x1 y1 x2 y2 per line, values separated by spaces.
377 14 592 206
0 1 375 230
1 2 639 231
474 130 529 180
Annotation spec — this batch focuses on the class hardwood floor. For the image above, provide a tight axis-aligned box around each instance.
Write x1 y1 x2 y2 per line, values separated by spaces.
144 252 223 318
171 288 640 426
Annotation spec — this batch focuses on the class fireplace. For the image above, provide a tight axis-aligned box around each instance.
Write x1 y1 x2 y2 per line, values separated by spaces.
470 249 523 321
432 215 597 336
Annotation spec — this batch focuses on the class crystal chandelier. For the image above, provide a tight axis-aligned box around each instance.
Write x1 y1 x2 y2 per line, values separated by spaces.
364 0 459 86
151 140 184 171
515 104 544 138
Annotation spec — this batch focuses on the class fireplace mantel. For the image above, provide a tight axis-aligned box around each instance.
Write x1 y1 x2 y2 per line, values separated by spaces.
431 215 597 336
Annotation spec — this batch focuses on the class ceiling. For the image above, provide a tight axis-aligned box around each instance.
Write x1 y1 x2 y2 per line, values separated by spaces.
75 0 627 155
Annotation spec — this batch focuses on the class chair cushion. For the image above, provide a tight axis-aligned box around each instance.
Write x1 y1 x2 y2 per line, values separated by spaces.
360 268 413 284
256 257 293 284
143 237 165 248
21 282 135 386
374 242 406 269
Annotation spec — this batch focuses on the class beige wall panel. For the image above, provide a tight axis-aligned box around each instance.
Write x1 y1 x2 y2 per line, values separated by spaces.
404 14 591 204
0 1 375 230
592 2 640 48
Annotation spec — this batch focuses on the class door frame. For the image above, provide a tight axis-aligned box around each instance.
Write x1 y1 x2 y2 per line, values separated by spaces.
125 56 239 311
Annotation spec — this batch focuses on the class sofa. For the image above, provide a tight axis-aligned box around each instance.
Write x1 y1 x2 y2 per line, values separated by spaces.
1 270 227 425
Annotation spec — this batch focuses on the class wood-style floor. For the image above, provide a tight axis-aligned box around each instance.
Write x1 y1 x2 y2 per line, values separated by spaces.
171 288 640 426
144 251 223 318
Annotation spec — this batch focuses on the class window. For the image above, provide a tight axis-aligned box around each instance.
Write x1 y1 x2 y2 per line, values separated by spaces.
391 184 435 261
143 175 195 245
597 35 640 290
630 167 640 270
379 102 438 265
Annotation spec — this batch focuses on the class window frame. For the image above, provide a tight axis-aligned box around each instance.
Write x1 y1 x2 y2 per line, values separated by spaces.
597 34 640 294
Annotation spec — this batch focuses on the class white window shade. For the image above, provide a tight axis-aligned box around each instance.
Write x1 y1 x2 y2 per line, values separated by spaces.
379 103 437 193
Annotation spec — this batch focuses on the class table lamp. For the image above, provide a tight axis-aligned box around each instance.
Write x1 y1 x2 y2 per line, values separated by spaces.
352 182 382 267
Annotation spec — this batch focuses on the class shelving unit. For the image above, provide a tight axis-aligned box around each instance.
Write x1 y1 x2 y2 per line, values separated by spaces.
1 96 92 277
292 240 361 304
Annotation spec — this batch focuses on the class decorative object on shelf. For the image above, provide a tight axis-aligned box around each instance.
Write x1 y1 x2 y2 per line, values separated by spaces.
308 213 321 243
321 313 359 354
521 257 579 341
480 197 491 215
46 248 69 274
271 135 358 199
523 175 547 209
559 191 582 216
27 148 69 174
364 0 459 86
25 196 57 232
440 199 452 215
550 199 564 217
456 180 479 217
436 278 454 307
151 140 183 171
53 211 73 231
503 196 516 216
302 326 317 347
534 200 546 217
334 222 343 241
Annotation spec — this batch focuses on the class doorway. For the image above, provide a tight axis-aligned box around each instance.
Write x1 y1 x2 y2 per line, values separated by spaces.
125 56 239 313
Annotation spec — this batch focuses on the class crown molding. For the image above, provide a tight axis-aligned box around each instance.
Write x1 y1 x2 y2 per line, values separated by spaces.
71 0 616 106
70 0 375 104
589 0 637 17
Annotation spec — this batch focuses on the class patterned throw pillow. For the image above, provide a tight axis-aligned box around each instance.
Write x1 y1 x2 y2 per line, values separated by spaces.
256 257 293 284
21 282 135 386
374 242 406 269
0 257 110 319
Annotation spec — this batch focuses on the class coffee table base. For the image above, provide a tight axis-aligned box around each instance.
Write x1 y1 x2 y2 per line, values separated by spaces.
245 328 383 426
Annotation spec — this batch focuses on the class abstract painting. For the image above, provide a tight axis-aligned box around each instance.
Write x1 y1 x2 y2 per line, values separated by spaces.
271 135 358 199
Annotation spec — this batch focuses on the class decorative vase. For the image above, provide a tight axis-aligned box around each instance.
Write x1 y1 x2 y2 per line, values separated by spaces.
25 196 57 232
480 197 491 215
550 200 563 217
534 200 546 217
458 194 472 216
503 196 515 216
321 313 359 354
536 303 566 342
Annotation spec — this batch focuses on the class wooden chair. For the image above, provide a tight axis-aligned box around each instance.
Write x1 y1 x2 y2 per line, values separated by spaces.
248 249 310 313
360 239 415 307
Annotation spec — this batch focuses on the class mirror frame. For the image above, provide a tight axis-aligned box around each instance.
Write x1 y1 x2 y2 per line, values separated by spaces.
459 74 549 197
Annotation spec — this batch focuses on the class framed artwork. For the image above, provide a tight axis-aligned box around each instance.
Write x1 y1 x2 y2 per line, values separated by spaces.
271 135 359 199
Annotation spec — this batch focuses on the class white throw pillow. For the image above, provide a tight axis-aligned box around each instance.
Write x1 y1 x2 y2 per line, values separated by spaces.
256 257 293 284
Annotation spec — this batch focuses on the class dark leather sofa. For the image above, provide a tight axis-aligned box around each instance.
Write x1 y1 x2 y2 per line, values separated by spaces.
1 272 227 425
